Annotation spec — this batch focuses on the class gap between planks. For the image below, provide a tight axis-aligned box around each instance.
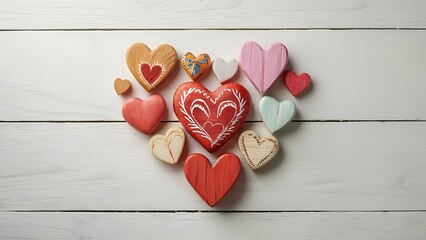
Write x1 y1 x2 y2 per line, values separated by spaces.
5 210 426 213
1 120 426 123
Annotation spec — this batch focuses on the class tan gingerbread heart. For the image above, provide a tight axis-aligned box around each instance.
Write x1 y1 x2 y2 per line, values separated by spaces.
238 130 279 170
149 127 185 164
126 43 178 92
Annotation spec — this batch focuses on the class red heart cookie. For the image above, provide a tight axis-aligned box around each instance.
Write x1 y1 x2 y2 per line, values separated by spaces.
283 71 311 97
122 95 166 134
173 82 251 152
184 153 241 207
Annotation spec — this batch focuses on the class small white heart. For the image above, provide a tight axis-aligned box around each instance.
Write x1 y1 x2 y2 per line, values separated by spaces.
149 127 185 164
212 58 239 83
259 96 296 133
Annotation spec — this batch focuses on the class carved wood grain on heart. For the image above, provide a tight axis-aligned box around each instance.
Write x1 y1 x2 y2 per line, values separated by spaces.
184 153 241 207
149 127 185 164
173 82 251 152
126 43 177 92
238 130 279 170
122 95 166 135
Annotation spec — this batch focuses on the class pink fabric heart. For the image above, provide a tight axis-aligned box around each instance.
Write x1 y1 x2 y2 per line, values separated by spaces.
239 42 288 95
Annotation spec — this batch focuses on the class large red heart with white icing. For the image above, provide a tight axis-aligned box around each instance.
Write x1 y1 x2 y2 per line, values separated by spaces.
173 82 251 152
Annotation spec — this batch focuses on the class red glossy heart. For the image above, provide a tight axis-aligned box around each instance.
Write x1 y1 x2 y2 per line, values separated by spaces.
283 71 311 97
140 63 163 84
122 95 166 134
173 82 251 152
184 153 241 207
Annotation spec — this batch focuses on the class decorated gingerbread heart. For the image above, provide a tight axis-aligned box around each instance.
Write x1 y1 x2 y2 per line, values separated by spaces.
239 41 288 95
122 95 166 134
126 43 178 92
181 52 211 81
184 153 241 207
283 71 311 97
173 82 251 152
149 127 185 164
259 96 296 133
238 130 279 170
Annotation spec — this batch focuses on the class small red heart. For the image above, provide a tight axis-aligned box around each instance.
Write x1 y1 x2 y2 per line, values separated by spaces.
122 95 166 134
173 82 251 153
283 71 311 97
184 153 241 207
140 63 163 84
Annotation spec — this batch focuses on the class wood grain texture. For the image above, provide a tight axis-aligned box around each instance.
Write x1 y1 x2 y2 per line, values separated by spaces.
113 78 131 95
238 130 279 170
126 43 178 92
149 127 185 164
259 97 296 133
1 122 426 211
173 82 251 153
1 30 425 121
1 212 425 240
1 0 426 29
184 153 241 207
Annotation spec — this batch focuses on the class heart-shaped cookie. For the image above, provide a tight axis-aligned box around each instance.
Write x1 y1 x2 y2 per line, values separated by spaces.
149 127 185 164
259 96 296 133
173 82 251 152
114 78 131 95
283 71 311 97
212 58 238 83
239 42 288 95
181 52 211 81
122 95 166 134
184 153 241 207
238 130 279 170
126 43 177 92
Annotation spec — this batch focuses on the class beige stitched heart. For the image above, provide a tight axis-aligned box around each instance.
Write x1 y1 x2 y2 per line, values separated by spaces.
149 127 185 164
126 43 177 92
238 130 279 170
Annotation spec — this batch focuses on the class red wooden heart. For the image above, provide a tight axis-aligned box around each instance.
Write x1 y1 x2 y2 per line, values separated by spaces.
173 82 251 152
283 71 311 97
184 153 241 207
140 63 163 84
122 95 166 134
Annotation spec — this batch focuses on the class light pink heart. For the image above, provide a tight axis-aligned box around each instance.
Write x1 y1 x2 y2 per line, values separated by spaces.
239 42 288 95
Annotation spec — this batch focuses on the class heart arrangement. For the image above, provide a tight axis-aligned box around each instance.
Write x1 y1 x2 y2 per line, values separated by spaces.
115 41 312 207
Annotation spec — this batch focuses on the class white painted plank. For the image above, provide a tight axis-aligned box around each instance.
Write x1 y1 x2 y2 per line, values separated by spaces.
1 30 426 121
1 122 426 211
0 212 425 240
1 0 426 29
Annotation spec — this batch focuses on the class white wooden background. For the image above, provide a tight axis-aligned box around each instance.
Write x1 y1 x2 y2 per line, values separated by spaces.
1 1 426 239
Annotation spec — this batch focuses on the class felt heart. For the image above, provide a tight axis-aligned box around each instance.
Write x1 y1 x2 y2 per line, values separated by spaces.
238 130 279 170
212 58 239 83
259 96 296 133
126 43 177 92
122 95 166 134
283 71 311 97
239 42 288 95
149 127 185 164
173 82 251 152
114 78 131 95
181 52 211 81
184 153 241 207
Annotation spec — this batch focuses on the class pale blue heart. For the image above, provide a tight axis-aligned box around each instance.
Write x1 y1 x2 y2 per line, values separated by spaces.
259 96 296 133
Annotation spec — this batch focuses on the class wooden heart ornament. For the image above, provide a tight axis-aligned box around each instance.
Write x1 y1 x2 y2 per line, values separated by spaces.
122 95 166 134
184 153 241 207
212 58 238 83
283 71 311 97
259 96 296 133
126 43 177 92
114 78 131 95
238 130 279 170
181 52 211 81
149 127 185 164
239 42 288 95
173 82 251 152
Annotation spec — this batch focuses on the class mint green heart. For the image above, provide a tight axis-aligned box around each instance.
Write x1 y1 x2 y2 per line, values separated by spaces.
259 96 296 133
